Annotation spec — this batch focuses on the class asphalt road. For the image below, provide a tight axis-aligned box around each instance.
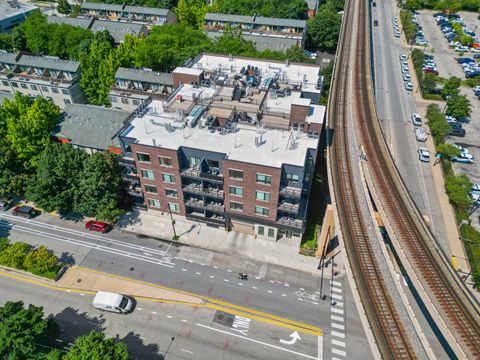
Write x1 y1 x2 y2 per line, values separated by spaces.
0 211 373 360
371 0 450 253
0 274 320 360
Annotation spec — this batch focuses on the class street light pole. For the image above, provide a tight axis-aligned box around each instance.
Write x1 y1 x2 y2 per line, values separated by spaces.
169 207 177 239
162 336 175 359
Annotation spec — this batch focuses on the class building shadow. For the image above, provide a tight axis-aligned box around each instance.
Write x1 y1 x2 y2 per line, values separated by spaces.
117 210 143 230
120 331 161 360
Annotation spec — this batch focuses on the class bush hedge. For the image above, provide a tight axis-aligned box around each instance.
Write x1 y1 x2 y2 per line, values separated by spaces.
0 238 61 279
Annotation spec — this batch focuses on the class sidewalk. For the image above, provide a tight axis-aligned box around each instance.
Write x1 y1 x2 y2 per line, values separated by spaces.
117 209 322 276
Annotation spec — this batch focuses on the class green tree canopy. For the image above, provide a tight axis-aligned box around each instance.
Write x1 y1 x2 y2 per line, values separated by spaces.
57 0 71 14
0 301 60 360
64 330 132 360
426 103 452 144
306 1 343 51
436 143 461 159
446 94 471 118
442 76 461 98
177 0 207 29
213 0 309 19
445 174 473 209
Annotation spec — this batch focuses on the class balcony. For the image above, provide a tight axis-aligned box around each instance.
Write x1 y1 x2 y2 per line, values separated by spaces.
186 212 225 226
277 202 299 213
279 186 302 198
111 86 170 100
182 184 224 199
276 216 304 230
181 168 223 183
185 198 224 213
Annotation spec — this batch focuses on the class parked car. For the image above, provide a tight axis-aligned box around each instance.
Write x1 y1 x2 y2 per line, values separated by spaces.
373 20 378 26
399 54 408 61
453 144 469 154
415 127 427 141
457 58 474 64
0 197 12 211
451 153 474 164
418 147 430 162
405 81 413 91
85 220 111 233
450 128 466 137
403 73 411 81
411 113 422 126
12 205 38 219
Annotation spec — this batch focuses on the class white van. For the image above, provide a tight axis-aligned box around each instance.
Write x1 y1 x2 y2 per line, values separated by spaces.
92 291 134 314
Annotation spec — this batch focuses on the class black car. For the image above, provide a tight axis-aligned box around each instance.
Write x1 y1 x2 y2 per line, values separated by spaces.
0 197 12 211
12 205 38 219
450 128 466 137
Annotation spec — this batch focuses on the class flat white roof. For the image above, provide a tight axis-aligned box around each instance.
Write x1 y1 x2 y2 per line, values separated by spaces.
122 100 321 168
192 54 321 88
307 105 326 124
173 67 204 76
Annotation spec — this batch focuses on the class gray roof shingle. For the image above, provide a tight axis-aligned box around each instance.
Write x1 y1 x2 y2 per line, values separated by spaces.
204 13 254 24
123 5 169 16
81 2 123 12
18 55 80 73
47 16 94 29
204 13 306 29
0 50 18 65
91 20 145 43
116 67 174 85
53 104 131 150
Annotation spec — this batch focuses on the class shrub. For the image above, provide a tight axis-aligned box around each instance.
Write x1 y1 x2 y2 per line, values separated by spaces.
0 241 29 269
24 246 61 278
461 225 480 290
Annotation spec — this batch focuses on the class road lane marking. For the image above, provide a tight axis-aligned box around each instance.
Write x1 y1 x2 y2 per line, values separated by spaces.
152 311 158 315
167 315 173 319
332 287 342 293
181 349 193 354
318 336 323 360
196 324 318 360
252 286 258 290
330 281 342 287
331 323 345 330
281 294 287 297
227 269 232 272
195 272 201 275
238 283 244 286
335 302 343 307
209 275 215 279
331 315 344 322
182 319 187 322
331 331 345 339
182 269 188 271
267 290 272 293
331 308 344 315
332 339 346 348
224 279 229 282
332 348 347 356
137 308 142 310
79 293 84 296
332 294 343 300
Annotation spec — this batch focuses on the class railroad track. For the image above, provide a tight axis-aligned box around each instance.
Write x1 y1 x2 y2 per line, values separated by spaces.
328 0 480 359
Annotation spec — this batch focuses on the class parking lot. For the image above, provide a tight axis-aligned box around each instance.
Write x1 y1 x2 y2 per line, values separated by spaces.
416 10 480 227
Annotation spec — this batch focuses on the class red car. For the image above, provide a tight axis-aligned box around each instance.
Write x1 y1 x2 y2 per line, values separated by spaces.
85 220 111 233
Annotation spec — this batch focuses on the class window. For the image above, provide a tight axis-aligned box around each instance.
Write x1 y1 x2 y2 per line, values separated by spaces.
51 87 59 94
287 173 300 184
141 169 155 179
30 84 38 91
2 80 9 86
61 89 69 95
207 159 219 168
121 98 129 104
165 189 178 198
111 96 118 103
168 202 180 212
11 82 18 88
137 152 151 163
63 99 71 105
229 186 243 196
229 202 243 212
258 226 265 236
148 199 161 208
133 99 140 105
41 86 49 92
268 228 275 238
144 185 158 194
190 156 201 167
159 156 173 167
21 83 28 89
256 173 272 185
162 173 175 183
229 169 243 180
256 191 270 202
255 206 269 216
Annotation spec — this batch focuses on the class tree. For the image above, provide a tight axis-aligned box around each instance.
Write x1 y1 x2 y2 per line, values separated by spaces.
26 143 87 214
5 95 61 168
214 0 309 19
57 0 71 15
445 174 473 209
70 4 82 18
441 76 461 98
446 94 471 118
177 0 207 29
0 301 60 359
74 152 124 218
64 330 132 360
23 246 60 277
421 73 437 94
426 103 452 144
306 5 342 51
460 34 473 46
0 241 29 269
436 143 461 161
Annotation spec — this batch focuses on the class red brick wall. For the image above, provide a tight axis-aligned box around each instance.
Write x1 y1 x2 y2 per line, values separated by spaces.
290 104 309 126
172 72 204 87
131 144 185 215
223 160 281 222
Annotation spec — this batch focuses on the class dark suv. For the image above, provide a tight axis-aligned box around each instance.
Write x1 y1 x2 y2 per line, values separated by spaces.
12 205 38 219
0 197 12 211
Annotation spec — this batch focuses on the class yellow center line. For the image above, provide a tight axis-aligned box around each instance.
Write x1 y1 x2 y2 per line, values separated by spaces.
1 267 322 336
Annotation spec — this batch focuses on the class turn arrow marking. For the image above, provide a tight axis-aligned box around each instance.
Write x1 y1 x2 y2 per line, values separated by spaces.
279 331 301 345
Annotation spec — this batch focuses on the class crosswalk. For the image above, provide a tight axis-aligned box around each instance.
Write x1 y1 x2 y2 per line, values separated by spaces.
329 280 346 360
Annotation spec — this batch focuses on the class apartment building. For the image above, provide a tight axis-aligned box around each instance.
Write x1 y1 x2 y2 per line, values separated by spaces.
203 13 307 51
0 51 86 109
110 67 174 112
0 0 37 33
119 54 324 241
80 2 177 26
